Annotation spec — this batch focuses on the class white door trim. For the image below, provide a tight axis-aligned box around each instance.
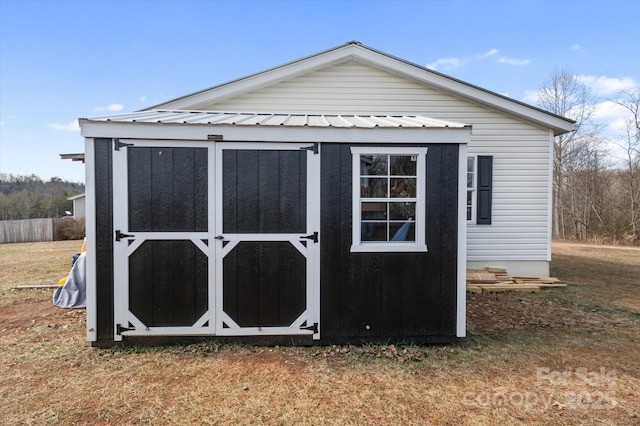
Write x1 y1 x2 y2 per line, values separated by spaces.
112 140 321 341
112 140 216 340
214 142 321 339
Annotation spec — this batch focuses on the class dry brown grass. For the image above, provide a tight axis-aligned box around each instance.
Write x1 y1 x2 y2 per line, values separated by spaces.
1 240 639 425
0 239 82 304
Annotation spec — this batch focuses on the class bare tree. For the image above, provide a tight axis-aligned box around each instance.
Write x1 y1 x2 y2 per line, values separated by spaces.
613 88 640 242
536 68 600 239
613 88 640 148
564 137 611 240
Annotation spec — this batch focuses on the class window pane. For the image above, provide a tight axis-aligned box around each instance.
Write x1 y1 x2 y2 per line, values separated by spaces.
390 178 416 198
361 202 387 220
362 222 387 241
390 155 416 176
467 191 473 221
389 202 415 220
467 157 475 188
361 178 388 198
352 149 426 250
361 155 388 176
390 222 415 242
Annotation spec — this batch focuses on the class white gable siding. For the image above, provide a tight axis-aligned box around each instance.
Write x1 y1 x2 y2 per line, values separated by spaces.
210 60 553 272
206 60 454 114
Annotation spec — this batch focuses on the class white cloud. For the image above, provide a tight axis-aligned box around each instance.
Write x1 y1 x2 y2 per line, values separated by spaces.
427 48 532 72
571 44 581 52
524 76 639 105
592 100 627 119
95 103 124 112
498 56 531 66
426 57 461 71
576 75 638 97
0 115 18 126
48 121 80 131
523 89 540 104
427 48 529 72
139 96 147 103
592 100 636 135
522 80 638 154
479 48 498 59
608 117 630 134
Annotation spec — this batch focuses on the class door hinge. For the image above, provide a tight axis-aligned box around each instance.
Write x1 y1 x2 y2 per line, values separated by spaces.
115 230 135 241
300 143 319 154
113 138 134 151
300 322 318 333
300 231 318 243
116 323 135 335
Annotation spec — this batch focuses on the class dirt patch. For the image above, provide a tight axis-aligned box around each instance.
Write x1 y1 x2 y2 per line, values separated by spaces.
467 291 636 334
0 297 84 333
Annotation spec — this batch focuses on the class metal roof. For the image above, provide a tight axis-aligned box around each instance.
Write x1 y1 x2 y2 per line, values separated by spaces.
141 42 574 136
84 110 469 129
59 153 85 163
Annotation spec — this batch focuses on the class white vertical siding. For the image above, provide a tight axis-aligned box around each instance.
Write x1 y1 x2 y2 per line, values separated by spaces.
210 60 553 268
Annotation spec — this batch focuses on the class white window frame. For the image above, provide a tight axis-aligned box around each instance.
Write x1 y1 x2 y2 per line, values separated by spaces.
350 147 428 253
467 155 477 223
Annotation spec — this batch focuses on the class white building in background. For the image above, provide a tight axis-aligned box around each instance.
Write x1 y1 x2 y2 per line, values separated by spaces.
68 193 85 219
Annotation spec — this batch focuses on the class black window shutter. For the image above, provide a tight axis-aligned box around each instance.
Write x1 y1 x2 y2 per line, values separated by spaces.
477 156 493 225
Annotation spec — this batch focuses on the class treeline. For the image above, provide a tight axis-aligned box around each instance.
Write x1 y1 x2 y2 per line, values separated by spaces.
0 174 84 220
538 72 639 245
559 168 640 245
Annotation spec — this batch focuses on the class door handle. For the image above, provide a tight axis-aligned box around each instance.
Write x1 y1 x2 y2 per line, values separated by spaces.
115 230 135 241
300 232 318 243
215 235 225 240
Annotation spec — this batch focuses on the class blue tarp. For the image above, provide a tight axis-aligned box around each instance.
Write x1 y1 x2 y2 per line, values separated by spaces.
53 252 86 309
391 221 411 241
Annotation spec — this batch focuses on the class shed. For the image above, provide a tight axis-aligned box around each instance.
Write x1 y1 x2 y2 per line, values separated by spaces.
79 42 573 346
67 193 85 219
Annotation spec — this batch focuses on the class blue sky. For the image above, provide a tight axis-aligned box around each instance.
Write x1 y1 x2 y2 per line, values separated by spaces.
1 0 639 183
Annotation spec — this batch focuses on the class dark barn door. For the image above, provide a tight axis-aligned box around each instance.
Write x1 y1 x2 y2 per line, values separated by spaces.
112 141 214 340
112 140 319 341
214 143 320 339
